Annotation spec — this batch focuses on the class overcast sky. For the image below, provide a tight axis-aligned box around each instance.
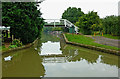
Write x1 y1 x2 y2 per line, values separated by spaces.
39 0 119 19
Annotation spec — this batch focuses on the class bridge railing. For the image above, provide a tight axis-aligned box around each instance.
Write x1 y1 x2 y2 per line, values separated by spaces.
44 19 79 33
44 19 74 27
64 19 79 33
44 19 65 27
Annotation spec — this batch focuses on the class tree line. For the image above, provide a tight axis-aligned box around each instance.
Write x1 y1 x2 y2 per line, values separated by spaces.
62 7 120 36
2 2 44 44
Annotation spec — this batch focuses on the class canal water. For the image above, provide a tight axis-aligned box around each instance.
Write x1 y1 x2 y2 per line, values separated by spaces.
2 31 119 77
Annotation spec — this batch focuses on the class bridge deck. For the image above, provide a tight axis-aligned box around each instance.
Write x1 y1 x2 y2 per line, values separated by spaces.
40 54 65 57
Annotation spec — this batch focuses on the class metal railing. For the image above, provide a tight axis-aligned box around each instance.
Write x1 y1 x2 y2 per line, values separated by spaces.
44 19 78 33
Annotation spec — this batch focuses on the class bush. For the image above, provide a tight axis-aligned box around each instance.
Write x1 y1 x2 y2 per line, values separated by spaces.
76 11 101 35
12 39 22 47
9 45 18 48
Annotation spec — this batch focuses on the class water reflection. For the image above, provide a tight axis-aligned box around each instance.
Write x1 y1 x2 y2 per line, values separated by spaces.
40 41 62 55
0 55 2 79
2 31 119 77
41 31 60 43
60 36 119 67
62 45 118 67
43 61 118 77
40 32 119 77
2 47 45 77
42 57 67 63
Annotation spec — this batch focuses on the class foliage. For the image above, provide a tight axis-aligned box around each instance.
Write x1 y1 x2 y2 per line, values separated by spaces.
9 45 17 48
45 22 64 25
51 27 63 31
43 27 52 32
62 7 84 24
8 39 22 48
0 46 10 51
62 7 119 36
102 15 119 36
65 33 119 50
0 46 2 51
2 2 44 44
76 11 101 35
41 32 60 43
43 27 63 32
0 36 1 46
96 34 120 40
12 39 22 47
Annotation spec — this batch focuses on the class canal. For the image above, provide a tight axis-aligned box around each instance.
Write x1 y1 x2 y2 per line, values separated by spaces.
2 31 119 77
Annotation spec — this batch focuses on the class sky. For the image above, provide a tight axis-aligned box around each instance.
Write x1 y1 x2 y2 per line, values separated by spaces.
39 0 119 19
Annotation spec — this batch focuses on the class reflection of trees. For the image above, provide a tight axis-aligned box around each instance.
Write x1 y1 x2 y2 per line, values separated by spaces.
101 55 119 68
2 51 23 70
41 32 60 43
2 47 45 77
34 38 42 53
59 35 66 50
61 45 99 63
76 50 98 64
61 43 119 67
62 48 99 64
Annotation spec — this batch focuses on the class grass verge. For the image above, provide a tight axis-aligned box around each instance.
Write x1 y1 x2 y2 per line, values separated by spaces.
94 34 120 40
65 33 119 51
0 46 10 52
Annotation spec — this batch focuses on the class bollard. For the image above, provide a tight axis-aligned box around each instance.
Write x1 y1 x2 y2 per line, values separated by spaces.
102 32 103 36
94 32 95 36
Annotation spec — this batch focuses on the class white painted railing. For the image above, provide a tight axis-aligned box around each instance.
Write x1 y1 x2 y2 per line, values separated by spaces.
44 19 79 33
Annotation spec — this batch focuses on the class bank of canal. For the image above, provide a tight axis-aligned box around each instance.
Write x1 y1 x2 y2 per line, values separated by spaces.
2 32 119 77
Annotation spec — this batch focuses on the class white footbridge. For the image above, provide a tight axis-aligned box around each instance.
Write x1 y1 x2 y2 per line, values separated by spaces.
44 19 79 33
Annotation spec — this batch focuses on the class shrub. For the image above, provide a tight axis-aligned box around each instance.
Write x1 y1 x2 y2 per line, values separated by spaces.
76 11 101 35
9 45 18 48
12 39 22 47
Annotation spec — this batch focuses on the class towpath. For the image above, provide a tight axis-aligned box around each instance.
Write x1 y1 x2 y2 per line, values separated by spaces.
85 35 120 48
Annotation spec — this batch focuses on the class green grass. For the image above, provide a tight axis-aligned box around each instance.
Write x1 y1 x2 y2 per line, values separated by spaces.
0 46 10 52
103 34 120 39
94 34 120 40
65 33 119 51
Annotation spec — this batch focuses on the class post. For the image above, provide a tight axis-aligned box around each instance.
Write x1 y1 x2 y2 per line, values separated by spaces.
12 35 14 41
54 20 55 27
94 32 95 36
102 32 103 36
64 19 66 27
6 30 8 38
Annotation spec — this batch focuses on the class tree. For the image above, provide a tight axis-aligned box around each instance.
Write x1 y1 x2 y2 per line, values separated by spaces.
2 2 44 44
62 7 84 24
75 11 101 35
102 15 119 36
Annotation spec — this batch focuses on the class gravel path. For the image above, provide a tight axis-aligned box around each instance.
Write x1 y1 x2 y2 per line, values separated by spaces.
85 35 120 48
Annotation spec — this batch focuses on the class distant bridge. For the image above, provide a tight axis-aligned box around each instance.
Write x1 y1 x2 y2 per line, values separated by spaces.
44 19 78 33
40 54 67 63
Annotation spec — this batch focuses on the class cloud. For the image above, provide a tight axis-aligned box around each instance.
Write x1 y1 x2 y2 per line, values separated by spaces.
40 0 119 19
